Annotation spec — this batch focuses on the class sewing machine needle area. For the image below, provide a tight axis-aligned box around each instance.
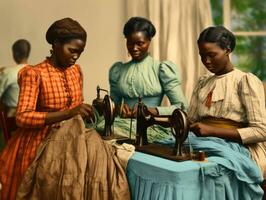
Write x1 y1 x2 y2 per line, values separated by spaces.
92 87 205 162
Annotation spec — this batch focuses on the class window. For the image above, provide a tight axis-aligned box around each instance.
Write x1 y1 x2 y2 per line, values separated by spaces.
211 0 266 81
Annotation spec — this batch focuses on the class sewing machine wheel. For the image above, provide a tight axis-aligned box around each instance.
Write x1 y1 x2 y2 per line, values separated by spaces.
170 109 190 156
171 109 189 135
103 95 115 124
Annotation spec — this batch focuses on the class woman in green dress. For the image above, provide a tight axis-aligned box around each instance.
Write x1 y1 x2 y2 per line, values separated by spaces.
109 16 187 117
108 17 187 141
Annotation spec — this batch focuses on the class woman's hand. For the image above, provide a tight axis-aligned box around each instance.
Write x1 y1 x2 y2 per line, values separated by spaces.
45 103 94 125
190 122 242 142
70 103 94 122
117 104 158 118
190 122 214 137
116 104 135 118
147 107 158 116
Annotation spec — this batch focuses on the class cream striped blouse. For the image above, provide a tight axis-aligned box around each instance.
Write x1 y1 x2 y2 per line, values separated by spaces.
188 68 266 178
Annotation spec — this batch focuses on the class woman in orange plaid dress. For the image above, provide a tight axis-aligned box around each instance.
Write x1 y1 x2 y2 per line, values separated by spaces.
0 18 94 200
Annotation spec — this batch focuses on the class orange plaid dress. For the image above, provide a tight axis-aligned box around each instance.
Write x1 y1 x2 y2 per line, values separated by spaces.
0 59 83 200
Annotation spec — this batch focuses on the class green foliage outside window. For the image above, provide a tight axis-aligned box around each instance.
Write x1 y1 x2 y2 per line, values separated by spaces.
210 0 266 81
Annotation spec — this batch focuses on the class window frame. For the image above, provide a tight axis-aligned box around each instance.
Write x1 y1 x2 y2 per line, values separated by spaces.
223 0 266 36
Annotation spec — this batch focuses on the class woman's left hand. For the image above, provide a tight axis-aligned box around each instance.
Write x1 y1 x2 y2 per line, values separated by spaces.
147 107 158 116
119 106 158 118
190 122 214 137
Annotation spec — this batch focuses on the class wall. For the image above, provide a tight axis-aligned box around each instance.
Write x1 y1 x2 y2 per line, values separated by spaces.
0 0 127 102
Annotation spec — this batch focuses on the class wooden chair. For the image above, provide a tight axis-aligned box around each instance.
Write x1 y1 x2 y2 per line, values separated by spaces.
0 103 16 142
260 179 266 200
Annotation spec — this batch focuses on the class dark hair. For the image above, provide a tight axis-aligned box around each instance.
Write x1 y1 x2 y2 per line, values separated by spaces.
123 17 156 39
12 39 31 62
46 17 87 45
197 26 236 52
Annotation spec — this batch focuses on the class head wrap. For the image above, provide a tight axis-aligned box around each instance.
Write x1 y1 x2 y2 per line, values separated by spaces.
46 17 87 44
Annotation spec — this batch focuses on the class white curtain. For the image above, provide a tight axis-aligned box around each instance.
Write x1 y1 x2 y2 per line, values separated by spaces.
125 0 213 102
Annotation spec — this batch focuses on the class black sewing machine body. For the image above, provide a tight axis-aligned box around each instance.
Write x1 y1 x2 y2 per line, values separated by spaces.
135 98 191 161
92 86 115 137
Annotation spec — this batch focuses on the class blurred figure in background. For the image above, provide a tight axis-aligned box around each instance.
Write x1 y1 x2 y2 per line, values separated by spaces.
0 39 30 151
0 39 31 117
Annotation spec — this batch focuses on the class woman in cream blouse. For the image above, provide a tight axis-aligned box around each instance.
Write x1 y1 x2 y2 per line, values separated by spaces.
189 26 266 178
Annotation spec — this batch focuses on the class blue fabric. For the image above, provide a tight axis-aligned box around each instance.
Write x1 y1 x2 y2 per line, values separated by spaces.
89 109 264 199
160 133 263 184
126 133 263 200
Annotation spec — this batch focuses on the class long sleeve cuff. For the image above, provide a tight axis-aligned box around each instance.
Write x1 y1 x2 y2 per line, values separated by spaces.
238 127 266 144
16 112 48 128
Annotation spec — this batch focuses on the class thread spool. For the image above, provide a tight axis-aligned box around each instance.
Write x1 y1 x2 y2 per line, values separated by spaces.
198 151 205 161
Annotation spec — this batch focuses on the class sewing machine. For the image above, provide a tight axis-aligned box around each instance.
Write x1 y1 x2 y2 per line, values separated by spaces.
134 97 191 161
92 86 115 137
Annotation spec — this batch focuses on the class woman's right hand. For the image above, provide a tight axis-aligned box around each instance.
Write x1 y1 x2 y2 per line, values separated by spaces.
190 122 213 137
45 103 94 125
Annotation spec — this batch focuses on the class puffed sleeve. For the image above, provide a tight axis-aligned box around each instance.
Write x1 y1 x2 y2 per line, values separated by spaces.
157 61 188 115
16 66 48 128
109 62 123 104
237 73 266 144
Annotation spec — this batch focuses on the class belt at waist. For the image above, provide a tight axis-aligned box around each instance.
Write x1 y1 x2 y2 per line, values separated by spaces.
200 116 247 129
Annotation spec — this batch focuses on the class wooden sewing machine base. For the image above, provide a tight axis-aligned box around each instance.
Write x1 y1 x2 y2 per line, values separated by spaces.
115 138 136 145
135 143 191 162
115 139 191 161
102 136 193 162
101 134 129 141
